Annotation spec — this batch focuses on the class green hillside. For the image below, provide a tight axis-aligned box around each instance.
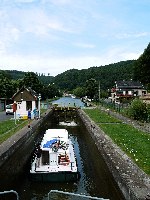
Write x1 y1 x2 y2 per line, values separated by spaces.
1 60 135 92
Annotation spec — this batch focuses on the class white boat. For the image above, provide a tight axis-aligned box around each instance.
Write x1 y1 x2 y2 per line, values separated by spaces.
71 94 76 99
59 121 78 127
30 129 80 182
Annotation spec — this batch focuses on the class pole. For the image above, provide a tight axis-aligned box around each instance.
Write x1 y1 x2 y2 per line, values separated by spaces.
14 111 17 125
98 81 100 103
38 94 41 119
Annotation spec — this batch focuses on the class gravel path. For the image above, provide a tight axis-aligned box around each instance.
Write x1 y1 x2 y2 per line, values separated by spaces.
100 106 150 134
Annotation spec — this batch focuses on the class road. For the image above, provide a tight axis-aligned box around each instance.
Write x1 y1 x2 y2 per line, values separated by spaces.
0 111 14 122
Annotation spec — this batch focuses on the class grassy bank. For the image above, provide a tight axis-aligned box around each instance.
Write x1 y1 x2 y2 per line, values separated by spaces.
0 119 29 144
84 108 150 175
0 109 47 144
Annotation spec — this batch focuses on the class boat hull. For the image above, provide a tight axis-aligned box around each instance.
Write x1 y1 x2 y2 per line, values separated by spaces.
30 171 80 182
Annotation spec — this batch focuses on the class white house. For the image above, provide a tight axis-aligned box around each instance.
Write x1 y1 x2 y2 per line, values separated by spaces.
12 87 41 119
110 80 147 103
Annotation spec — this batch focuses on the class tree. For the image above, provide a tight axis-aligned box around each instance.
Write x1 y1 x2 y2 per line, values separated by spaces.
73 87 85 98
20 72 43 94
134 43 150 86
0 72 15 98
43 83 61 99
85 78 98 100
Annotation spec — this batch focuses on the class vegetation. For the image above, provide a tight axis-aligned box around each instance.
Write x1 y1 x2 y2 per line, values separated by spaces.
134 42 150 88
0 71 61 100
84 108 121 123
84 108 150 175
124 99 150 122
0 119 29 144
53 60 135 92
0 42 150 103
85 78 98 99
0 60 135 100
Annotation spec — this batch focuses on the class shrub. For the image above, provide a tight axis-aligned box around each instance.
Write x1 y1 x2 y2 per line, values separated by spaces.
126 99 148 121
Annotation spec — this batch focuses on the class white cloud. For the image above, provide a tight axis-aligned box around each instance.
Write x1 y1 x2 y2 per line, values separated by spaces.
47 0 72 5
0 0 149 76
116 32 150 39
73 42 95 49
14 0 37 3
0 45 141 76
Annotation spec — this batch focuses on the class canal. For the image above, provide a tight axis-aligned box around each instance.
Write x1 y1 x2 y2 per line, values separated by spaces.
0 97 125 200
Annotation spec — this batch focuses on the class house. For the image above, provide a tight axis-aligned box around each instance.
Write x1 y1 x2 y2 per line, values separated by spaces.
12 87 40 119
110 80 147 103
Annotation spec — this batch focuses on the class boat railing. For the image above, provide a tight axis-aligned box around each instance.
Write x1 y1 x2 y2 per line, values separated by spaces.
48 190 109 200
0 190 19 200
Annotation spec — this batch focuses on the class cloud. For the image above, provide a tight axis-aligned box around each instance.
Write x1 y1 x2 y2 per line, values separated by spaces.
14 0 37 2
46 0 72 5
73 42 95 49
0 0 149 77
116 32 150 39
0 45 141 76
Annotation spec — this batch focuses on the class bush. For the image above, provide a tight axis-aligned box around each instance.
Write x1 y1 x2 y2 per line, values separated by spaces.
126 99 148 121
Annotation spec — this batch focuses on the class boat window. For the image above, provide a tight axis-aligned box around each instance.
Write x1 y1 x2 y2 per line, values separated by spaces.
42 151 49 165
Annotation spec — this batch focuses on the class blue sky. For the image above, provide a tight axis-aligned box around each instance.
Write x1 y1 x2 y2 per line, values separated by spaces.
0 0 149 76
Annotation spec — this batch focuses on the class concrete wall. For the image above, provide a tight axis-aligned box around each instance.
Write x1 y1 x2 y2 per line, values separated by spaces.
77 109 150 200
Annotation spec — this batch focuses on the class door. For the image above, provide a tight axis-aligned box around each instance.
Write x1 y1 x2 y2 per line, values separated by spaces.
50 153 57 166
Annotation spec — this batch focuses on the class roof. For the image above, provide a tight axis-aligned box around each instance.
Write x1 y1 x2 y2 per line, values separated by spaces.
115 80 145 89
12 87 39 99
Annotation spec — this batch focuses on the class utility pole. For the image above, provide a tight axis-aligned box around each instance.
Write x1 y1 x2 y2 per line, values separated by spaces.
98 81 100 103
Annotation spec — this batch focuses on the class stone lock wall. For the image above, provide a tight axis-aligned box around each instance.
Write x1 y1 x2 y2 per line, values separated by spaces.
77 109 150 200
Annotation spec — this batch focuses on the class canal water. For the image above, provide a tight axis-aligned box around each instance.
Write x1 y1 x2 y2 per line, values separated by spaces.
0 97 125 200
52 97 85 108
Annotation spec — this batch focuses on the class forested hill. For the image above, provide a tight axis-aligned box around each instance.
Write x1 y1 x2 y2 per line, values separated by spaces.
54 60 135 91
1 59 135 91
3 70 54 85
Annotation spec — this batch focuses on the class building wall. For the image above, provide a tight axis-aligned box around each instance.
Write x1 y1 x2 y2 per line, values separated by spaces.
14 100 37 119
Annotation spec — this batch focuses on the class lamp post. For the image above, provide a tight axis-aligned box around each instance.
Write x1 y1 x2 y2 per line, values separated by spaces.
38 94 41 119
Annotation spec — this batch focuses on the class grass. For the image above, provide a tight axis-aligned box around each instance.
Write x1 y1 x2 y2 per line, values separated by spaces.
0 109 47 144
84 108 121 123
84 108 150 175
0 119 29 144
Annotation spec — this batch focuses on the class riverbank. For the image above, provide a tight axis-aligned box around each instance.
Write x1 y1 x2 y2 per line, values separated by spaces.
77 108 150 200
0 109 53 167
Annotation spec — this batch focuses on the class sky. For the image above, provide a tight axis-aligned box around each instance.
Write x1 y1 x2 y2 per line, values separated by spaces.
0 0 150 76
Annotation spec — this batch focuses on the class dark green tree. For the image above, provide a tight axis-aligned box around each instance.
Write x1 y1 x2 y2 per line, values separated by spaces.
73 87 85 98
85 78 98 100
0 72 15 98
134 43 150 86
20 72 43 94
43 83 61 99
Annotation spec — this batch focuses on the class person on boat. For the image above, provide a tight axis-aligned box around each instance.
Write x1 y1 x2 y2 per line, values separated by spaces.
57 136 60 146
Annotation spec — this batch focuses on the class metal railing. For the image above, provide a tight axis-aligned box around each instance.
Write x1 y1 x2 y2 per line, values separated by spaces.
48 190 109 200
0 190 19 200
